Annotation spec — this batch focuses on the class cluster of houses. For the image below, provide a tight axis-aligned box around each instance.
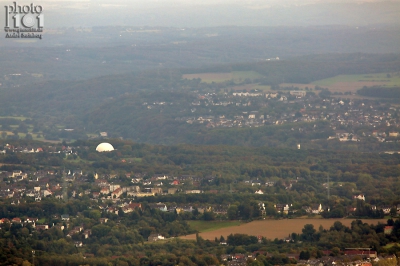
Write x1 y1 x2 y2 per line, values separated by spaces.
170 89 400 143
91 173 210 201
2 168 400 219
0 214 94 248
0 169 211 207
0 217 38 226
0 214 76 238
0 144 43 154
0 143 80 155
0 170 62 201
101 199 227 216
221 248 392 266
0 207 167 247
251 177 305 194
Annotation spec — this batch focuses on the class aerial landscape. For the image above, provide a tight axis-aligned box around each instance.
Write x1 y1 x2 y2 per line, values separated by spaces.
1 0 400 265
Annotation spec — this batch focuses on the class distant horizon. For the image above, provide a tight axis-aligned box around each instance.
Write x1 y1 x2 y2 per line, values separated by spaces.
1 0 400 28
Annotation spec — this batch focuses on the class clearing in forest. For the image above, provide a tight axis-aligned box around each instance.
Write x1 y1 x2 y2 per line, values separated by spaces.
181 218 387 241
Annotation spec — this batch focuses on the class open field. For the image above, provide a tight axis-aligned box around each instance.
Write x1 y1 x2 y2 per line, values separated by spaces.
188 220 242 233
180 219 387 241
312 73 400 93
0 116 28 121
313 73 400 87
184 72 400 97
0 131 47 142
183 71 264 83
317 81 389 93
278 73 400 97
280 83 314 90
0 131 13 136
232 71 264 81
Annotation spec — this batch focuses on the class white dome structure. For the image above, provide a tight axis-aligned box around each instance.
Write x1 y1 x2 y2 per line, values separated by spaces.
96 142 114 152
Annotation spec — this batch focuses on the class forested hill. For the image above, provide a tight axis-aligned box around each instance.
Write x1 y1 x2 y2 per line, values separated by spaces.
0 69 181 118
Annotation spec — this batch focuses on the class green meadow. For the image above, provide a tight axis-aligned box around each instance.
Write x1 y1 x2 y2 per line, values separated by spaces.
313 73 400 87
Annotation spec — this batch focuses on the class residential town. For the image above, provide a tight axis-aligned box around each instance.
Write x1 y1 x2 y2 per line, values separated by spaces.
167 90 400 144
2 165 400 241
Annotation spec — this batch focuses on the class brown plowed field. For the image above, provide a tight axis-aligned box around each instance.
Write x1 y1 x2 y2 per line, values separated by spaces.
180 219 387 240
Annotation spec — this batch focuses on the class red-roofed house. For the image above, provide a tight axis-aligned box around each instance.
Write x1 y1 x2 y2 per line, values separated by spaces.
384 226 393 235
111 188 123 198
0 218 10 224
12 217 21 223
100 187 110 195
122 203 142 213
36 224 49 231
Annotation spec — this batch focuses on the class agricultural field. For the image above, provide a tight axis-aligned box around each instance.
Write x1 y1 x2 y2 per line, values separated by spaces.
183 71 264 83
181 218 387 241
0 130 45 141
187 220 242 233
0 131 13 136
312 72 400 94
0 116 28 121
183 71 400 98
232 71 264 81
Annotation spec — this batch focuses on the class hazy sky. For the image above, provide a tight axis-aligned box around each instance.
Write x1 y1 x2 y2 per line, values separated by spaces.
2 0 399 27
